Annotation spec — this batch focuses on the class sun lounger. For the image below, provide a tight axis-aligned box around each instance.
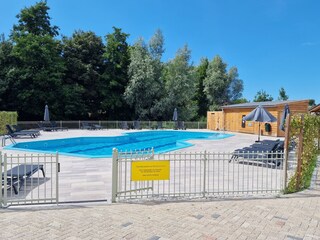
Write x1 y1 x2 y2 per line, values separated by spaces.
81 122 95 130
133 121 142 130
120 121 130 130
6 125 37 138
12 125 41 136
230 140 284 166
37 122 55 131
2 164 45 194
50 121 68 131
177 121 186 130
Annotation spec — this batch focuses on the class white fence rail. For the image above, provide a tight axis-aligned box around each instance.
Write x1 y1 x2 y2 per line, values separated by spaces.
17 120 207 130
112 149 285 202
1 152 59 207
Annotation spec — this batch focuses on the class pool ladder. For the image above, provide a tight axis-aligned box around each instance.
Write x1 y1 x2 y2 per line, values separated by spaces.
1 135 16 147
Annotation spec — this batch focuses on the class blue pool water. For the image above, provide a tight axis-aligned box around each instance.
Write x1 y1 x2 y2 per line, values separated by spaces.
6 131 233 158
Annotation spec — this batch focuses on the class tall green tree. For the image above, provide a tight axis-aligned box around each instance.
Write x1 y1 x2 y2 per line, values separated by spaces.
0 35 14 109
124 38 162 120
194 58 209 118
102 27 131 120
278 87 289 101
148 29 166 120
62 30 105 119
203 56 244 110
163 45 197 120
9 1 65 120
203 55 229 110
228 67 244 103
253 90 273 102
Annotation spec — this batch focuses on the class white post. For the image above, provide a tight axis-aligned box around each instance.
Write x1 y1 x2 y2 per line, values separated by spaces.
3 153 8 207
203 151 207 197
112 148 119 203
0 152 2 207
56 152 59 205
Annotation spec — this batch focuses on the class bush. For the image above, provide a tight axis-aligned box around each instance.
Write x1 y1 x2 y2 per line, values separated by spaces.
286 114 320 193
0 111 18 135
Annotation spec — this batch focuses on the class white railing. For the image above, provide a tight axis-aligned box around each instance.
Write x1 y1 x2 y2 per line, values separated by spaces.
1 152 59 207
112 149 285 202
16 120 207 130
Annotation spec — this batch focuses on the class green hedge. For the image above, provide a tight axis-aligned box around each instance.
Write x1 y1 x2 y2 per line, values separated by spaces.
0 111 18 135
286 114 320 193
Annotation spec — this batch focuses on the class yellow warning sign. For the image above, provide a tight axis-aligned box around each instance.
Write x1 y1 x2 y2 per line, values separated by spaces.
131 160 170 181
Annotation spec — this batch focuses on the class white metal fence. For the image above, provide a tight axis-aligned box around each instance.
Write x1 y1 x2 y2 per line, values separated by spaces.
1 152 59 207
112 149 285 202
17 120 207 130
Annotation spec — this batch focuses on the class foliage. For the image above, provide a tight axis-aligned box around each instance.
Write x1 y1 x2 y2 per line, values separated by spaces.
125 38 161 120
309 99 316 107
228 67 243 103
8 1 65 120
12 1 59 37
62 30 105 119
286 114 320 193
102 27 131 120
204 55 243 110
0 111 18 134
0 1 247 121
253 90 273 102
278 87 289 101
233 98 249 104
162 45 197 120
194 58 209 118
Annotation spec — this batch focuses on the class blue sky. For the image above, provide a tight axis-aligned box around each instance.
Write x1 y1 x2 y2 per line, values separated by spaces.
1 0 319 103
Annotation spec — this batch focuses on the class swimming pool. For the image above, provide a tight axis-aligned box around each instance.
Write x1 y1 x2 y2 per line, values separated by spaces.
6 131 233 158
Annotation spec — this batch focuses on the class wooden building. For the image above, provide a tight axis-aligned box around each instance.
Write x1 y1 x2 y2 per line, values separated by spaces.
207 100 309 137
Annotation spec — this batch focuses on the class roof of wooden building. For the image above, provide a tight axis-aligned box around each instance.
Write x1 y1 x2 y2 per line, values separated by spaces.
221 100 309 109
309 104 320 113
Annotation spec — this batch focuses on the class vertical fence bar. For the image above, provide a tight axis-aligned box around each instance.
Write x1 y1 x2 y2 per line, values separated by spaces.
202 151 207 197
112 148 119 203
0 152 2 207
283 114 291 190
56 152 59 205
3 153 8 207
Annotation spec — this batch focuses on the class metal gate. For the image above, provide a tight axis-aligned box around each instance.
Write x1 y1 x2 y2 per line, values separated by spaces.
1 152 59 207
112 149 285 202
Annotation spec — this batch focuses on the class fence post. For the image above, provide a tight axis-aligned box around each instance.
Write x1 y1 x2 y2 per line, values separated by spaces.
3 153 8 207
283 114 291 190
112 148 119 203
0 152 2 207
56 152 59 205
79 120 81 129
296 115 304 191
203 151 207 197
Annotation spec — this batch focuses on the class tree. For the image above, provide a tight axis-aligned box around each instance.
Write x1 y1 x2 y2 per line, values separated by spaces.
309 99 316 107
278 87 289 101
148 29 166 120
0 35 14 109
62 30 105 119
194 58 209 118
228 67 244 103
8 2 65 120
12 1 59 37
149 29 165 60
253 90 273 102
102 27 131 120
203 55 229 110
124 38 161 120
163 45 197 120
